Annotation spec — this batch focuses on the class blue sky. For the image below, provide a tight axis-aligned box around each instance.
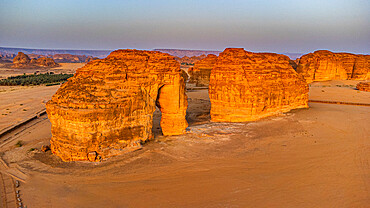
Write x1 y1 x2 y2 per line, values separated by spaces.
0 0 369 53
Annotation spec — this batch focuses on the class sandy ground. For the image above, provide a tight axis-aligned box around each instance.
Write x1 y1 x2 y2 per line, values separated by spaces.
0 63 85 133
0 85 59 132
0 80 369 207
0 63 85 79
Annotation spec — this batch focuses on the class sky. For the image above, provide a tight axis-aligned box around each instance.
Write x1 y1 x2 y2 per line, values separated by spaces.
0 0 369 54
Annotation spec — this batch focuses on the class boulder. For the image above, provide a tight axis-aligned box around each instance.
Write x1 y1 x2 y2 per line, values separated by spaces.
356 82 370 92
209 48 308 122
46 49 188 161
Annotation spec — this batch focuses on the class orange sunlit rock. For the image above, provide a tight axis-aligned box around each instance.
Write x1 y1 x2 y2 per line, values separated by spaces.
356 82 370 92
188 54 218 87
296 50 370 83
46 49 188 161
209 48 308 122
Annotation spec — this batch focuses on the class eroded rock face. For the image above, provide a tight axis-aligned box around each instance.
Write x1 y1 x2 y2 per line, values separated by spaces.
356 82 370 92
296 50 370 83
46 49 188 161
188 54 218 87
209 48 308 122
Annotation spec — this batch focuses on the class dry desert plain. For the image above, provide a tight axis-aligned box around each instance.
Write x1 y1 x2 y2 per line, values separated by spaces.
0 64 369 207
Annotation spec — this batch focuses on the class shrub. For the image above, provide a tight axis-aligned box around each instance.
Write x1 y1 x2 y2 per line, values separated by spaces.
15 140 23 147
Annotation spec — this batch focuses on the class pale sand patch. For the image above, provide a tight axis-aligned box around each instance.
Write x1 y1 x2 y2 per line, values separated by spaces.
0 80 368 207
309 80 370 103
0 85 59 132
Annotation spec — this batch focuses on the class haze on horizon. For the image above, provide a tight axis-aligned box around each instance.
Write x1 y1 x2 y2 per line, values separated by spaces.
0 0 369 54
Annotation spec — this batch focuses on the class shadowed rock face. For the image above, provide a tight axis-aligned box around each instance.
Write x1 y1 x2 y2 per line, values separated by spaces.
209 48 308 122
46 49 188 161
356 82 370 92
296 50 370 83
188 54 218 87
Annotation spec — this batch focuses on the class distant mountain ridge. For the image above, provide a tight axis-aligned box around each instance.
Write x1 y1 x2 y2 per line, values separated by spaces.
154 49 221 58
1 47 303 60
0 47 112 58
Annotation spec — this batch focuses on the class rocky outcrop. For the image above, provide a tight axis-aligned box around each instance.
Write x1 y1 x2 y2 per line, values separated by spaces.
296 50 370 83
46 49 188 161
13 52 59 68
30 57 59 67
188 54 218 87
209 48 308 122
13 52 31 67
356 82 370 92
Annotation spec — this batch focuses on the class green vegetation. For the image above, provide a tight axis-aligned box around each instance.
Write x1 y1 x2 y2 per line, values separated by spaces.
0 72 73 86
29 148 36 152
15 140 23 147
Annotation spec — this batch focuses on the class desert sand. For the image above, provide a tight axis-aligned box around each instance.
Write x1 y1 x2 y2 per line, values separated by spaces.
0 79 369 207
0 63 85 79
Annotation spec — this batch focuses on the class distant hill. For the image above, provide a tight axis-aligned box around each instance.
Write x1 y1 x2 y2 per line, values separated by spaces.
0 47 112 58
154 49 221 58
154 49 303 60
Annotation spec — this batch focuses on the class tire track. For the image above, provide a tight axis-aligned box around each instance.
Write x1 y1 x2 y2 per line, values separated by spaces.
308 100 370 106
0 172 17 208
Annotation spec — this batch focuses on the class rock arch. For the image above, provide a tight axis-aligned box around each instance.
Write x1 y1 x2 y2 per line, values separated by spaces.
46 49 187 161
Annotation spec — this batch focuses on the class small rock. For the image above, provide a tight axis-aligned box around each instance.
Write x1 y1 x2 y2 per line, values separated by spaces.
41 145 51 152
87 151 98 162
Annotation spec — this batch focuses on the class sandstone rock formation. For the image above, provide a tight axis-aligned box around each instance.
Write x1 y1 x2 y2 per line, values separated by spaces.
296 50 370 83
46 49 188 161
13 52 31 67
188 54 218 87
209 48 308 122
13 52 59 68
30 57 59 67
356 82 370 92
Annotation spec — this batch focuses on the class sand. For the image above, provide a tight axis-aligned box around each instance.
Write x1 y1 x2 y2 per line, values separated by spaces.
0 80 369 207
0 63 85 133
0 63 85 79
